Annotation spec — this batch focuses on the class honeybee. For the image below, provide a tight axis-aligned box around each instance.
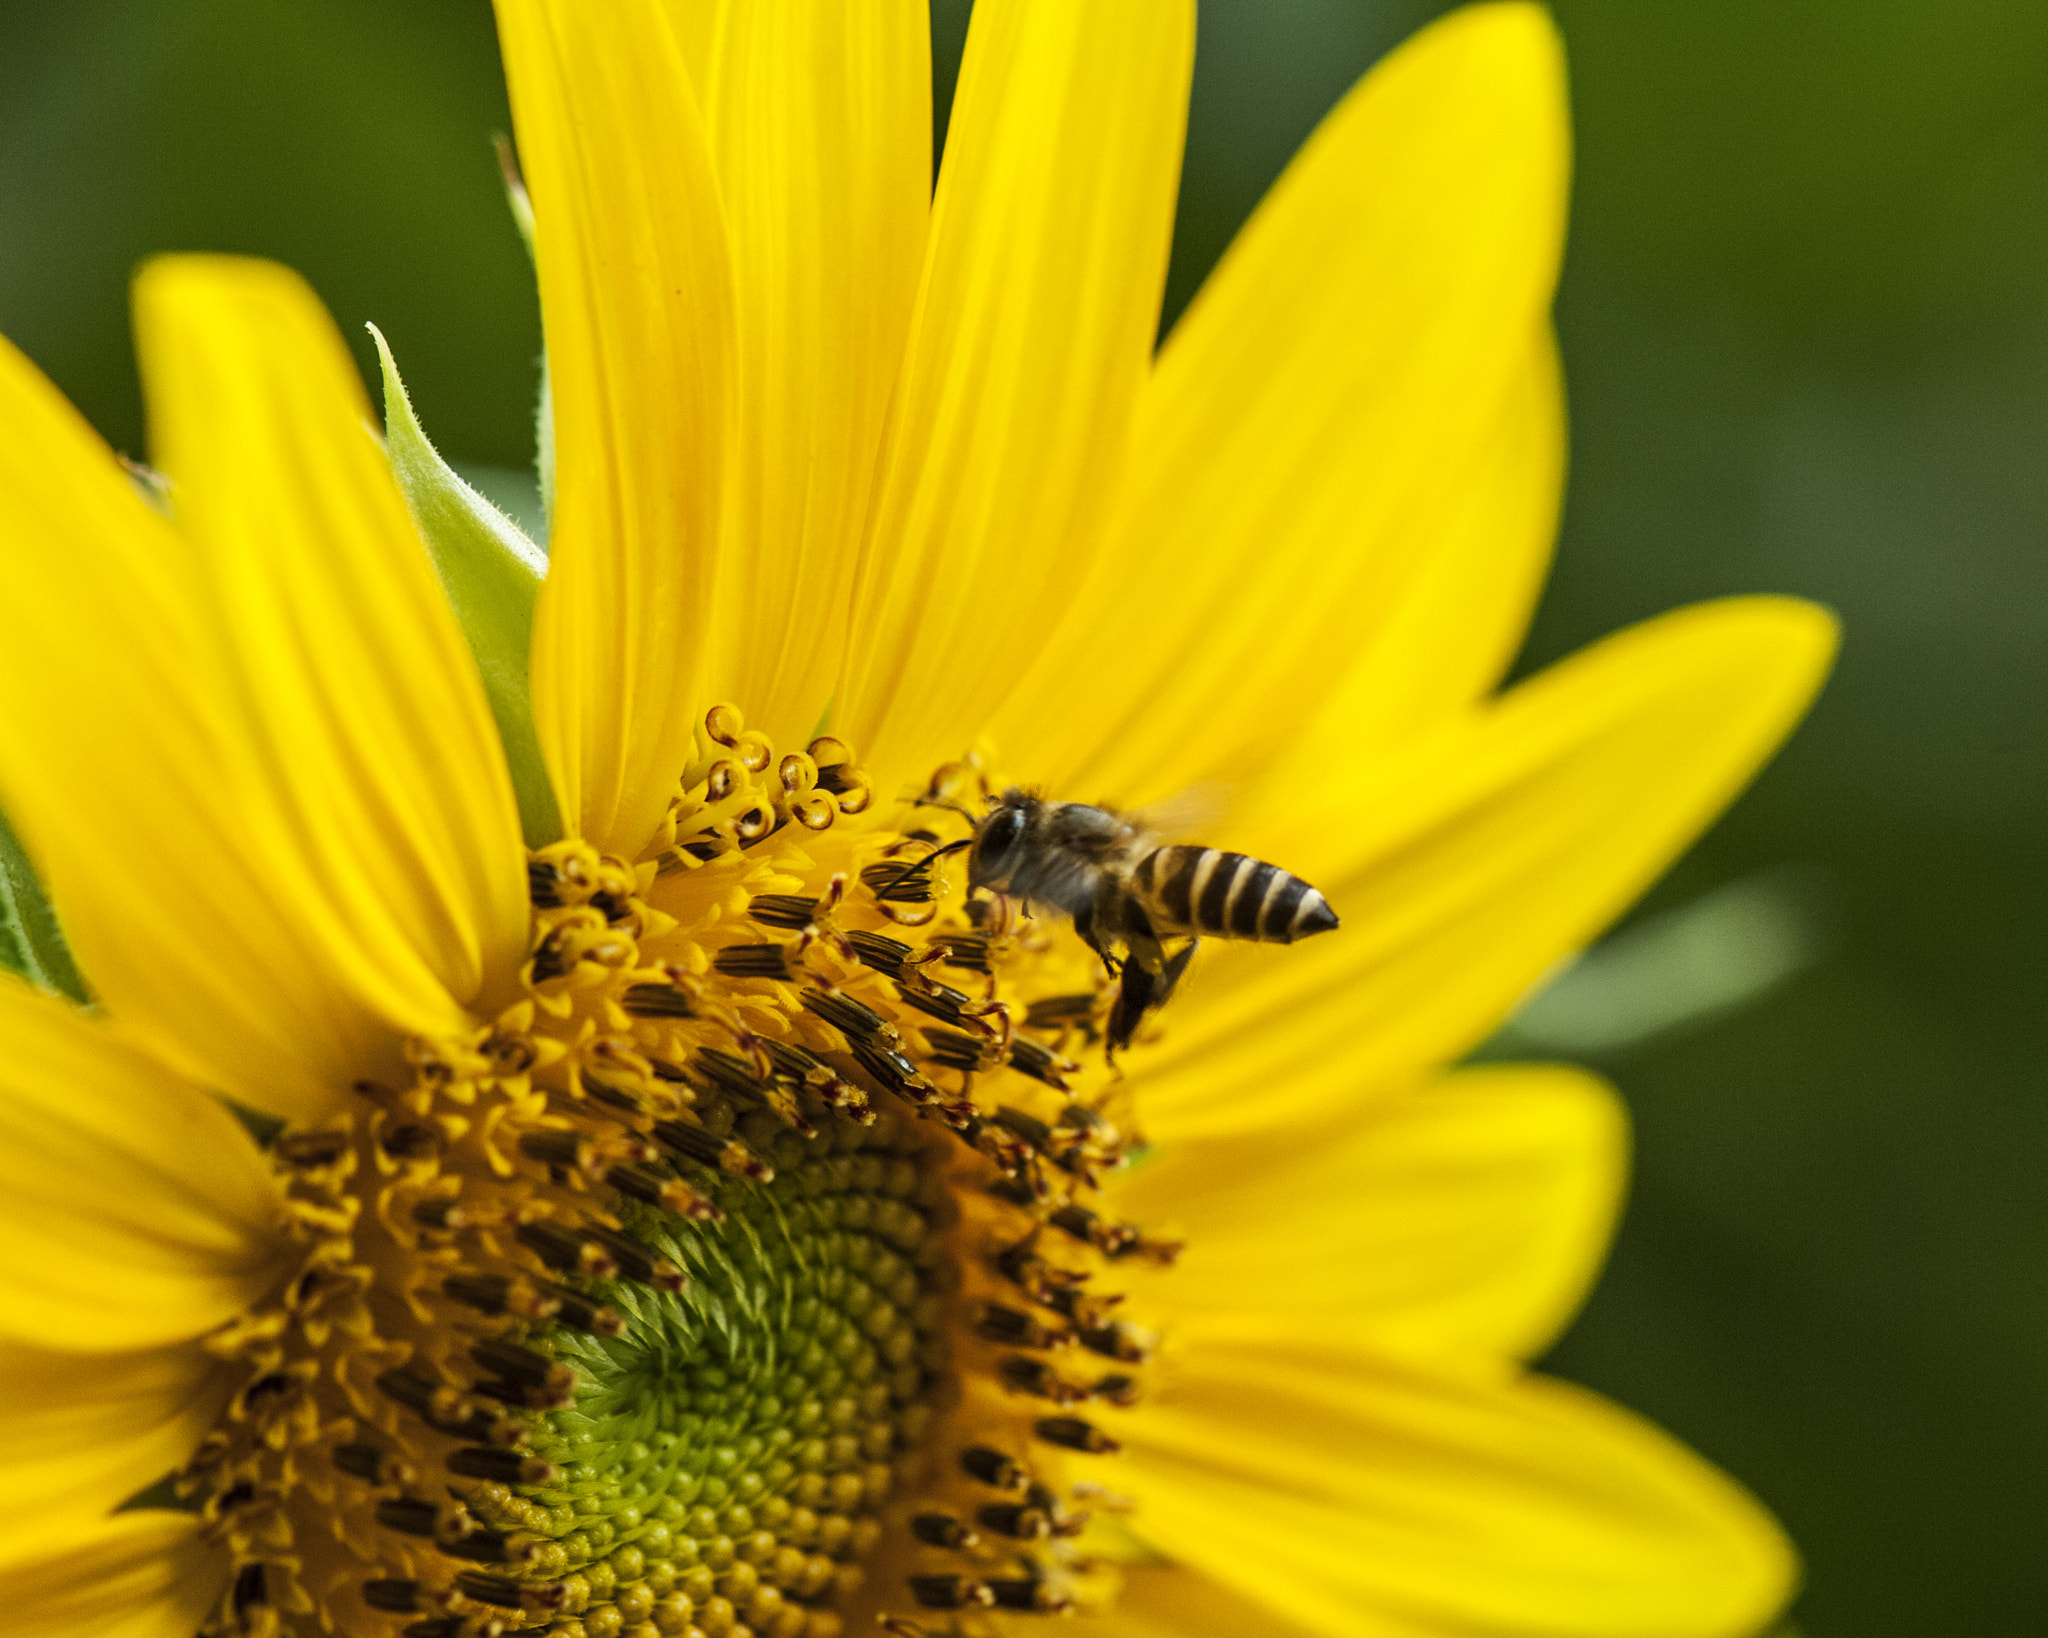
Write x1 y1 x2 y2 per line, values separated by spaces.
954 789 1339 1055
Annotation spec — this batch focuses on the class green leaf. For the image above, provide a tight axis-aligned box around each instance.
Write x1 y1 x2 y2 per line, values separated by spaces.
369 324 563 847
0 805 86 1002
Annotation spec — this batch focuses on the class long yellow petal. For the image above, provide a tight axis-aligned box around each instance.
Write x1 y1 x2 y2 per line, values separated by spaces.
1117 1322 1795 1638
989 2 1568 804
1286 328 1565 768
0 335 414 1121
498 0 739 857
696 1 929 744
0 978 282 1351
1132 597 1837 1143
134 257 529 1029
1064 1565 1325 1638
0 1342 223 1548
0 1512 226 1638
1116 1065 1624 1361
836 0 1194 782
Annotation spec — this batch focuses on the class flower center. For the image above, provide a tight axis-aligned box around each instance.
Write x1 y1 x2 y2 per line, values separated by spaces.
186 707 1171 1638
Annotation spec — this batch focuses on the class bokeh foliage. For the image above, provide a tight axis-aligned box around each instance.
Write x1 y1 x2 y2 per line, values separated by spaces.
3 2 2046 1633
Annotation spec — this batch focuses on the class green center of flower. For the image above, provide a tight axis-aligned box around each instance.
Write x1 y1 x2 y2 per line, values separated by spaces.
184 706 1169 1638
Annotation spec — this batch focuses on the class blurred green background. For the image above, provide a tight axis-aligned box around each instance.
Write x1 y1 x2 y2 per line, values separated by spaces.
4 1 2045 1632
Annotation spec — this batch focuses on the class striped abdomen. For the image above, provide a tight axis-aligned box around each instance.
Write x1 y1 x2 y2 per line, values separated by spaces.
1130 847 1339 944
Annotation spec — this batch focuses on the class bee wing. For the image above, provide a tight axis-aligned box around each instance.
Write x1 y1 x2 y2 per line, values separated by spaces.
1120 782 1233 844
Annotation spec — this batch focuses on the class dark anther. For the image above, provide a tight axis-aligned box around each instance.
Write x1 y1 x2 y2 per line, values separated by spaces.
960 1445 1029 1493
231 1561 266 1615
375 1497 444 1539
448 1447 558 1485
995 1106 1052 1148
515 1221 617 1279
538 1281 625 1336
924 1028 992 1073
749 893 821 930
850 1038 934 1103
452 1572 557 1612
1050 1203 1138 1255
443 1274 548 1321
976 1305 1069 1350
1024 993 1096 1027
652 1116 730 1169
1079 1319 1152 1364
439 1529 519 1564
583 1077 649 1117
696 1047 769 1096
910 1512 979 1549
379 1119 442 1160
803 987 893 1042
412 1195 468 1231
713 942 792 980
272 1129 348 1169
334 1442 408 1485
606 1160 715 1222
988 1579 1071 1614
1036 1416 1121 1455
909 1575 995 1610
814 761 863 796
1006 1035 1071 1090
1093 1373 1143 1407
621 982 696 1018
861 859 938 905
238 1372 295 1416
579 1223 686 1290
985 1175 1038 1208
517 1128 591 1170
844 930 913 976
527 857 564 906
932 933 993 973
362 1579 424 1613
976 1502 1051 1541
470 1337 572 1393
999 1357 1089 1405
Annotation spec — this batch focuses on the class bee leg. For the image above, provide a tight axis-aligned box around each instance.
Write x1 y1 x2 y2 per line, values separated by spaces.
1105 957 1158 1063
1155 938 1199 1004
1074 903 1122 977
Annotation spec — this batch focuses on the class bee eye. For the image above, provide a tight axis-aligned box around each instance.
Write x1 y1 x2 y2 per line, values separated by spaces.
974 808 1027 876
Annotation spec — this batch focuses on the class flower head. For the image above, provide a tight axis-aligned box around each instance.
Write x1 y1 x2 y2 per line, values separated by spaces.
0 4 1833 1638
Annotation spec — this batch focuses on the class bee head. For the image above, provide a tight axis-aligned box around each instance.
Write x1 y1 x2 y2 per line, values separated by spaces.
967 792 1037 890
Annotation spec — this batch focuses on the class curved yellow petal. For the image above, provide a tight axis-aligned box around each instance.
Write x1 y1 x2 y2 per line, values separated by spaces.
1132 597 1838 1143
1285 328 1565 768
0 334 406 1121
1118 1322 1795 1638
1064 1565 1325 1638
696 1 930 744
0 977 282 1351
0 1342 223 1548
0 1512 227 1638
990 2 1569 804
498 0 739 857
1116 1065 1624 1361
837 0 1194 782
134 257 529 1029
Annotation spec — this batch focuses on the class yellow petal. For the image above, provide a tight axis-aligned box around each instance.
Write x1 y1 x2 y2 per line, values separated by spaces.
0 1512 226 1638
1118 1322 1795 1638
837 0 1194 780
1116 1065 1624 1361
134 257 529 1027
1065 1565 1323 1638
695 1 930 744
989 2 1568 803
1132 597 1838 1143
0 333 407 1121
498 0 739 857
0 977 282 1351
0 1342 223 1548
1287 328 1565 765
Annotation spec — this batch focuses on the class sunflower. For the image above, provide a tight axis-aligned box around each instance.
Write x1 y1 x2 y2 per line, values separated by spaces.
0 3 1834 1637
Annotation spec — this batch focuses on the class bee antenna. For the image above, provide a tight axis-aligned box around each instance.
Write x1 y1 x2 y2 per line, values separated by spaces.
912 795 979 822
874 836 972 902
